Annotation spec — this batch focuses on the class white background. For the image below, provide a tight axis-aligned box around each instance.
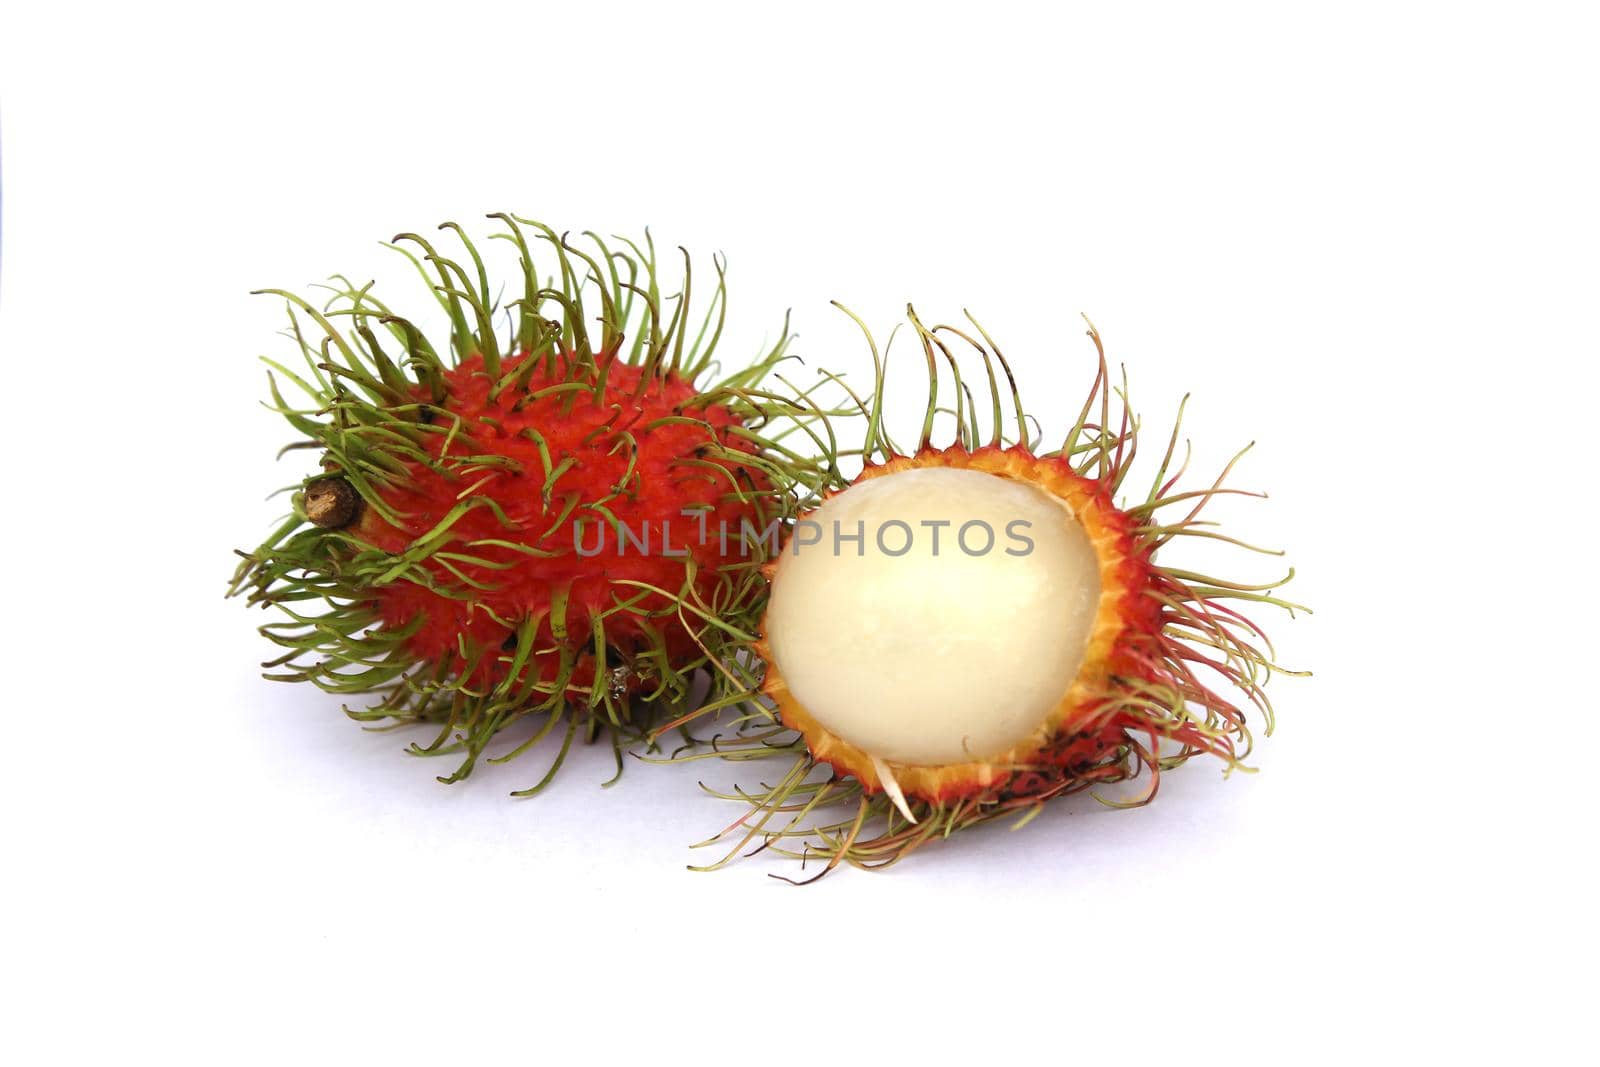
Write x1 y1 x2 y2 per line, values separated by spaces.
3 2 1594 1062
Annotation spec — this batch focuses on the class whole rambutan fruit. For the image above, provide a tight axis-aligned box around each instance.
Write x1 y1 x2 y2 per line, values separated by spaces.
689 306 1307 878
230 216 833 790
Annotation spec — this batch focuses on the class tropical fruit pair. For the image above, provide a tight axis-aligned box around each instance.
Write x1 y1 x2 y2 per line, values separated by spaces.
230 215 1303 878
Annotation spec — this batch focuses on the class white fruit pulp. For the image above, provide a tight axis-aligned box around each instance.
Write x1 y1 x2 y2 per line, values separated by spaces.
765 466 1102 766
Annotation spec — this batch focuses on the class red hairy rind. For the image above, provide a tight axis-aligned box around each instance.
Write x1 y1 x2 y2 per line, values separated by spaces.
230 216 824 791
357 352 768 697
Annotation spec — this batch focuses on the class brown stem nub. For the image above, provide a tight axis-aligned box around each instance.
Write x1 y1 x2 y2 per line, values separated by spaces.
304 478 361 529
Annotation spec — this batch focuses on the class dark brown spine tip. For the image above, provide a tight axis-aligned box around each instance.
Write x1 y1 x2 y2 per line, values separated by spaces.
304 477 362 529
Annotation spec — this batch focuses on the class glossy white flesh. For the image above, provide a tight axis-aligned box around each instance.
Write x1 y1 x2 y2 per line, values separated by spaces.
765 467 1102 766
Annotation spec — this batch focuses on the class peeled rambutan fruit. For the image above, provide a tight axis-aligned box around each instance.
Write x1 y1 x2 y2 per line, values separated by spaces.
693 306 1307 877
229 216 831 790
